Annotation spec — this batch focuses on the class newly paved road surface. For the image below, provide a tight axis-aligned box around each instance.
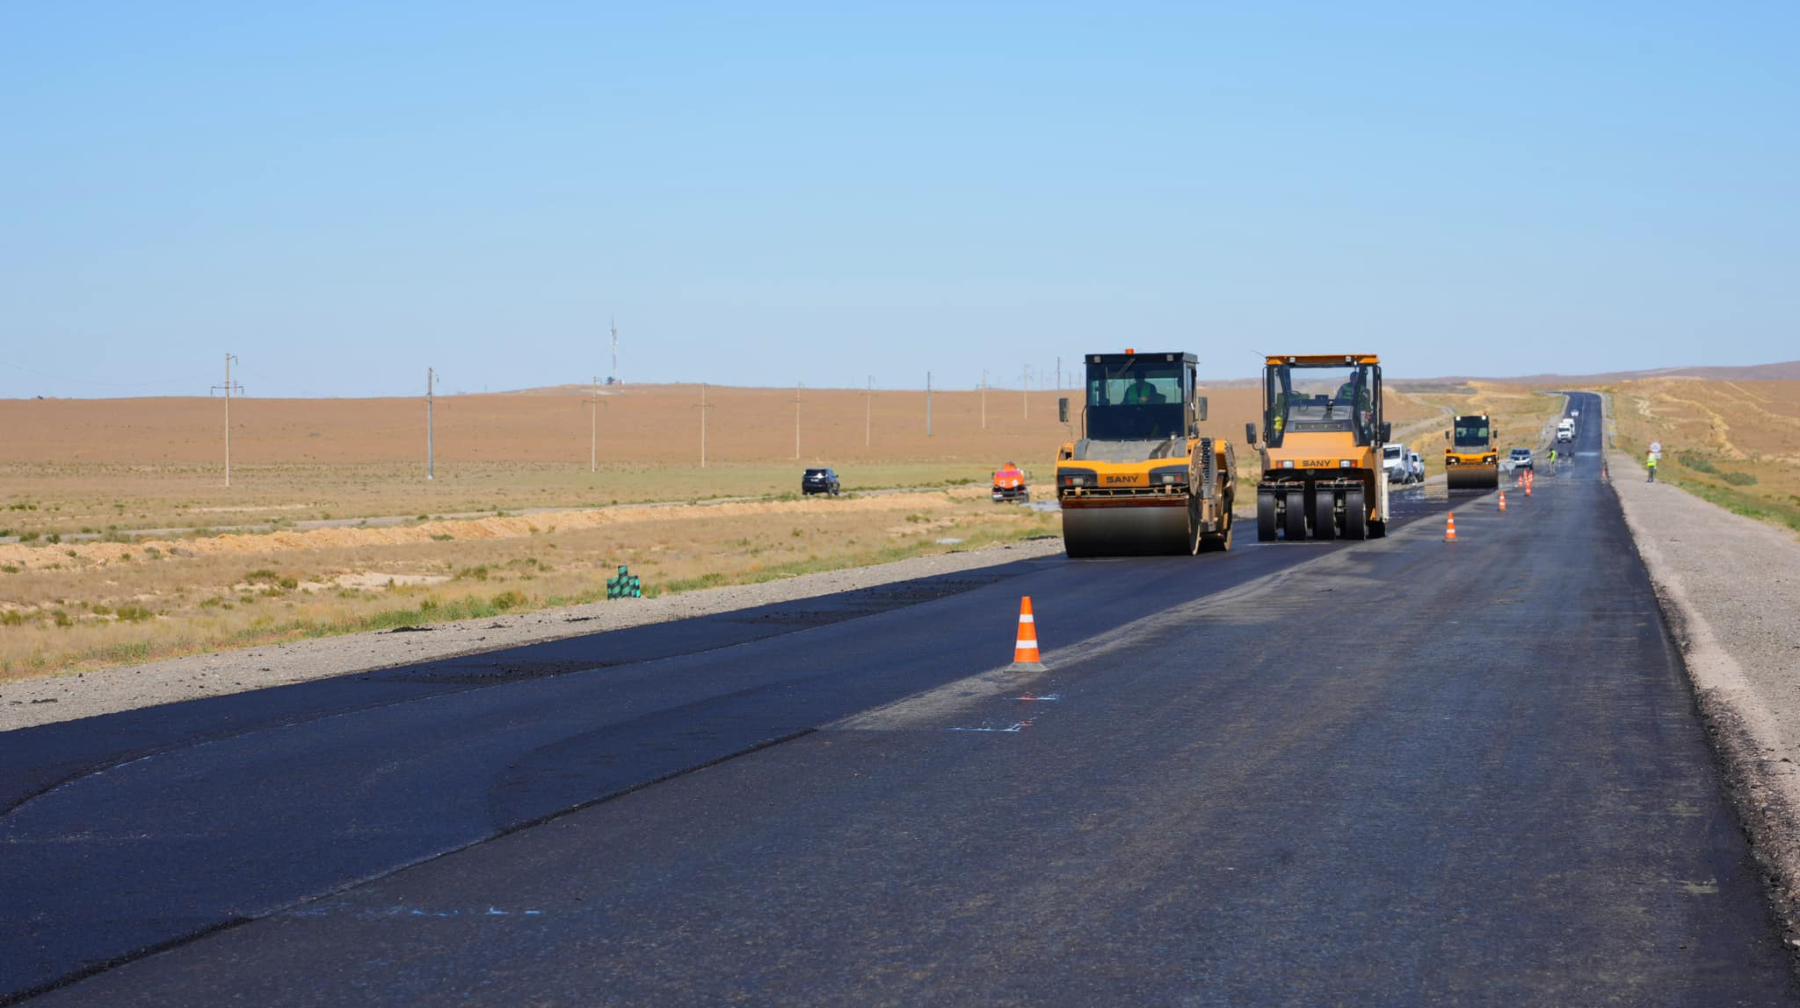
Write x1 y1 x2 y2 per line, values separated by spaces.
5 395 1795 1005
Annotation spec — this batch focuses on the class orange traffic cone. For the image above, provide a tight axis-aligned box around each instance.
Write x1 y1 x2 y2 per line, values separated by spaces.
1498 492 1507 511
1525 480 1533 497
1011 596 1045 670
1444 512 1458 542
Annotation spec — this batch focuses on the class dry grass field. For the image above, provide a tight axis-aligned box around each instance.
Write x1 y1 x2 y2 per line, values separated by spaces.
9 376 1410 679
1604 378 1800 535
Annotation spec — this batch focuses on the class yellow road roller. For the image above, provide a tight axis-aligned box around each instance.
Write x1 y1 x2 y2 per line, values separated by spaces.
1055 350 1235 557
1444 413 1500 490
1248 354 1390 541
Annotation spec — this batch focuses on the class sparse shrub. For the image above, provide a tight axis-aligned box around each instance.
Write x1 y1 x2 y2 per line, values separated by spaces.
114 605 154 622
46 534 60 544
491 590 527 611
430 533 454 541
199 596 226 608
52 610 73 627
1722 471 1758 487
144 547 161 559
0 611 24 627
456 565 490 581
0 564 17 574
1677 452 1720 475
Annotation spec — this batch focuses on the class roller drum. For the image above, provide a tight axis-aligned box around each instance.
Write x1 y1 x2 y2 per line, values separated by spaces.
1446 466 1499 491
1061 501 1193 557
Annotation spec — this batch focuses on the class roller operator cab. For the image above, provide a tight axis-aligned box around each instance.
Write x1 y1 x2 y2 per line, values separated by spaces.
1247 355 1389 541
1054 351 1235 557
1445 414 1501 490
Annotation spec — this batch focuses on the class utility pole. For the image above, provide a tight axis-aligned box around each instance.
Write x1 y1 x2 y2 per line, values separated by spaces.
864 376 872 448
588 375 600 473
1022 364 1029 419
211 353 242 487
426 367 436 481
1056 356 1062 391
981 369 987 429
926 371 933 436
699 383 710 468
610 317 619 387
793 381 802 460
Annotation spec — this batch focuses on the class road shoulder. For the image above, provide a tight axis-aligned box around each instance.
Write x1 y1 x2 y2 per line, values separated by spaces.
1609 447 1800 943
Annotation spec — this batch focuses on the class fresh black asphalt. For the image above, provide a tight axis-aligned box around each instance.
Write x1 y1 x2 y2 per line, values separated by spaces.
6 394 1796 1005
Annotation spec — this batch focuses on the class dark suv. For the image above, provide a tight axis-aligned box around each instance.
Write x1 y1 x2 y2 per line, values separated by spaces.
801 467 841 496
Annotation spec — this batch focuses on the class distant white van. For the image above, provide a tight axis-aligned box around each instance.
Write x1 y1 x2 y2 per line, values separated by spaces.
1557 418 1575 443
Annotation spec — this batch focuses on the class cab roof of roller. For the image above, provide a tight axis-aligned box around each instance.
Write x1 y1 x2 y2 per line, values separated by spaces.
1265 354 1382 366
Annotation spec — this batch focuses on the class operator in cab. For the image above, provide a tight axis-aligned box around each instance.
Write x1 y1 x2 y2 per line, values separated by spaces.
1124 374 1166 404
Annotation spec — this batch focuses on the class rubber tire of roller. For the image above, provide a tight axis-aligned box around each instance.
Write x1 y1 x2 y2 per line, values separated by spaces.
1312 490 1336 541
1344 487 1367 539
1283 490 1307 541
1257 491 1278 542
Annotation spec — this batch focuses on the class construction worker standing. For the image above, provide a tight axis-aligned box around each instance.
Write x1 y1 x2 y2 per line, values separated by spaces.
1646 451 1658 483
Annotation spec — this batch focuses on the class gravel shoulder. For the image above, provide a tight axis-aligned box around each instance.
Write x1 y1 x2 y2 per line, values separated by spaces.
0 537 1065 731
1608 447 1800 937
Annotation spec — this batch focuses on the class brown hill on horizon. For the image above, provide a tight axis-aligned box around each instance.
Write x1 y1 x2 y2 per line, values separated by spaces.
1394 360 1800 386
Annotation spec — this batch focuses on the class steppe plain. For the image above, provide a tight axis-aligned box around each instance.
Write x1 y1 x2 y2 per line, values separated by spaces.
0 381 1314 679
11 372 1786 685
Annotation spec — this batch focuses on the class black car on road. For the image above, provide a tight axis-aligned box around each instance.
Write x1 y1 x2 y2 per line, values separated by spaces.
802 467 841 496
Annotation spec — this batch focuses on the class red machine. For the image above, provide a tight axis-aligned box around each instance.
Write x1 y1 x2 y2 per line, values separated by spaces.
992 463 1029 503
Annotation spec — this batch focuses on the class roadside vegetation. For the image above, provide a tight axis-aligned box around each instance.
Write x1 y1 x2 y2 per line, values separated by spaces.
0 487 1058 679
1605 378 1800 536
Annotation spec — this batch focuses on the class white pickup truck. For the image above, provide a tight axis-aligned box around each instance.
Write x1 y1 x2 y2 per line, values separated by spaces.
1383 444 1420 484
1556 418 1575 443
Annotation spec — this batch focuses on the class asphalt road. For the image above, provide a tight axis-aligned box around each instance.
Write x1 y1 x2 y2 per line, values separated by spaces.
6 396 1796 1006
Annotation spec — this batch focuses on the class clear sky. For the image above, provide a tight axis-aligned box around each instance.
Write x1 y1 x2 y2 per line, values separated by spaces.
4 2 1796 398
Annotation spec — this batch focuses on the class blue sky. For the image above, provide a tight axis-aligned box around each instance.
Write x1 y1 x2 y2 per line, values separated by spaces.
3 2 1796 397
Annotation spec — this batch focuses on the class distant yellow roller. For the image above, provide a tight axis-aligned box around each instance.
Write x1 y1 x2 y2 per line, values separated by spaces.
1444 414 1500 491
